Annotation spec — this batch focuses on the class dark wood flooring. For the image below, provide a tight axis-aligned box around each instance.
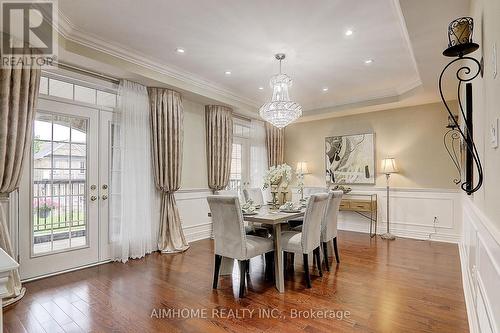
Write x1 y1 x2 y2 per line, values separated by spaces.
3 231 469 333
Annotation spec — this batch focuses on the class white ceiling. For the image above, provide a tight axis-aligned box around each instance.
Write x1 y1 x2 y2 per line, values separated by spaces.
57 0 472 117
57 0 421 110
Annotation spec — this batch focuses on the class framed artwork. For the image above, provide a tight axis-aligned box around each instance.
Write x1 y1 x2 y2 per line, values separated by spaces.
325 133 375 184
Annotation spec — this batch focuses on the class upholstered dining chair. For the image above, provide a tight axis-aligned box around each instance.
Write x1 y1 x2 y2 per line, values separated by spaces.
303 187 329 196
215 189 241 201
243 188 265 206
214 190 260 235
288 186 328 228
321 191 343 271
241 188 271 237
207 195 274 297
281 193 329 288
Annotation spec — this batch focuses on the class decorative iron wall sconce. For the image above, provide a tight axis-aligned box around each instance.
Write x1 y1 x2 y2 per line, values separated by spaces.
443 115 462 185
439 17 483 195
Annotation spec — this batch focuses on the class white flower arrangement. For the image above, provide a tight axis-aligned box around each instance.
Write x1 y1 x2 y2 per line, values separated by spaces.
263 164 293 190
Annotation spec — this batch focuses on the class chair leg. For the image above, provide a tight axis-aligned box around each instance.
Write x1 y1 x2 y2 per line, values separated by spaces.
303 254 311 288
265 252 274 281
283 251 289 275
238 260 247 297
322 242 330 272
246 259 250 275
314 247 322 277
213 254 222 289
289 253 295 272
333 237 340 263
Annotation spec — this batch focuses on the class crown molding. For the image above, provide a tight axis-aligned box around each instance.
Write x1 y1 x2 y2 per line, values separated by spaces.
56 10 259 110
56 3 422 114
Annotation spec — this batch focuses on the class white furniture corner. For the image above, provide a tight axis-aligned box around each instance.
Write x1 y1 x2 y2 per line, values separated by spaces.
0 248 19 333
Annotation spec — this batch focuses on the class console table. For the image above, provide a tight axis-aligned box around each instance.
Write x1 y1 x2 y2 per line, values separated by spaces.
339 193 378 237
0 248 19 333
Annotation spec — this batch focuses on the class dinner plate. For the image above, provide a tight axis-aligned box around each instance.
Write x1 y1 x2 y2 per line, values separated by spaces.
280 209 301 213
242 211 258 215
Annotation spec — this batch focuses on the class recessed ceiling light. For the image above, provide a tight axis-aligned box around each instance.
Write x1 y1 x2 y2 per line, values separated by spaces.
364 59 374 64
175 47 185 53
224 71 232 75
322 87 329 92
258 87 264 90
345 29 353 36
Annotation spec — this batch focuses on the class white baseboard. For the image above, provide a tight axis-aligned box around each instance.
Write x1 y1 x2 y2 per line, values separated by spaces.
183 222 212 243
461 196 500 333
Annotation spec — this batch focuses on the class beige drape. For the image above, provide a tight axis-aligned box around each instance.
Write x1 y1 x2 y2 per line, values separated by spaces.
147 88 189 253
265 122 285 167
205 105 233 191
0 64 41 305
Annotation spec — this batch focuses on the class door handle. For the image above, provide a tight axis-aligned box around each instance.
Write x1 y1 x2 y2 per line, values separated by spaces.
102 195 108 200
90 195 98 201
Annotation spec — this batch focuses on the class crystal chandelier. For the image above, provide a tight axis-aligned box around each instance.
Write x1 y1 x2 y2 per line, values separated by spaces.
259 53 302 128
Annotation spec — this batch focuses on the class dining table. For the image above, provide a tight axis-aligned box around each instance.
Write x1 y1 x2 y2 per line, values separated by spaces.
209 205 304 293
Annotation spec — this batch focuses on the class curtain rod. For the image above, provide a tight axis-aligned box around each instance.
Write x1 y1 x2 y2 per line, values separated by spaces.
53 61 121 85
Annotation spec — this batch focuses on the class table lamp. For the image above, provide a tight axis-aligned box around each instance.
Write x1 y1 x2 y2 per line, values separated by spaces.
381 157 398 240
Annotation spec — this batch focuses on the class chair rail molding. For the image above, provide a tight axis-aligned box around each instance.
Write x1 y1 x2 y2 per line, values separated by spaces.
460 196 500 333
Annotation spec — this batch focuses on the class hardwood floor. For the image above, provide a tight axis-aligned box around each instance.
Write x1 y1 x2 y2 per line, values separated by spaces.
3 231 469 333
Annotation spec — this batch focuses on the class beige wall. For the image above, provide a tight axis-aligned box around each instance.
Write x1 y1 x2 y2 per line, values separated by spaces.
470 0 500 231
285 102 457 189
181 99 208 189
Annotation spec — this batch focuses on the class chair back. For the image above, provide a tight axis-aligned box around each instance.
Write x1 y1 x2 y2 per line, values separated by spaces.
301 193 329 253
215 189 242 202
243 188 264 205
321 191 343 242
207 195 246 259
303 187 328 196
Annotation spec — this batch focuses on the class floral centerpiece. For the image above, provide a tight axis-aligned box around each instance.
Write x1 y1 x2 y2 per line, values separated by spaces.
263 164 292 208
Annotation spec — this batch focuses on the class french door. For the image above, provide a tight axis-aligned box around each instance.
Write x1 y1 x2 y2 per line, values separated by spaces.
18 98 112 280
229 136 250 194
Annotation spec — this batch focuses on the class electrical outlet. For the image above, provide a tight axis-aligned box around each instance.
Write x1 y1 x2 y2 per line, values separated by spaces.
490 117 499 149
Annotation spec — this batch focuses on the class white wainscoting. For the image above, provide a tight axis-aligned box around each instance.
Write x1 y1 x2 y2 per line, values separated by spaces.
460 197 500 333
292 187 462 243
179 187 462 244
175 188 213 243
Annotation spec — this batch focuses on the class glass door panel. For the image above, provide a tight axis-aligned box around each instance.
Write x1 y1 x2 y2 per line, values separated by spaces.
32 112 89 255
229 137 250 195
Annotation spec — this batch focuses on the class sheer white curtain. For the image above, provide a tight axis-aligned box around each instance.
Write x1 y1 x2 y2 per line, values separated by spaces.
111 80 160 262
250 120 269 200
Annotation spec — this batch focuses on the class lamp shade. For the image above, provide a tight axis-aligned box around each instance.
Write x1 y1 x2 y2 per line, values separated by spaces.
296 161 309 174
381 158 398 174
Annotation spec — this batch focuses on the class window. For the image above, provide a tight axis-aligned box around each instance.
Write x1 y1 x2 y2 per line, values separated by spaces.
49 79 73 99
228 119 251 193
74 85 97 104
39 75 117 108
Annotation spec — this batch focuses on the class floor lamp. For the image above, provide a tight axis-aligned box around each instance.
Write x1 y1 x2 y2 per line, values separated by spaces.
381 158 398 240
